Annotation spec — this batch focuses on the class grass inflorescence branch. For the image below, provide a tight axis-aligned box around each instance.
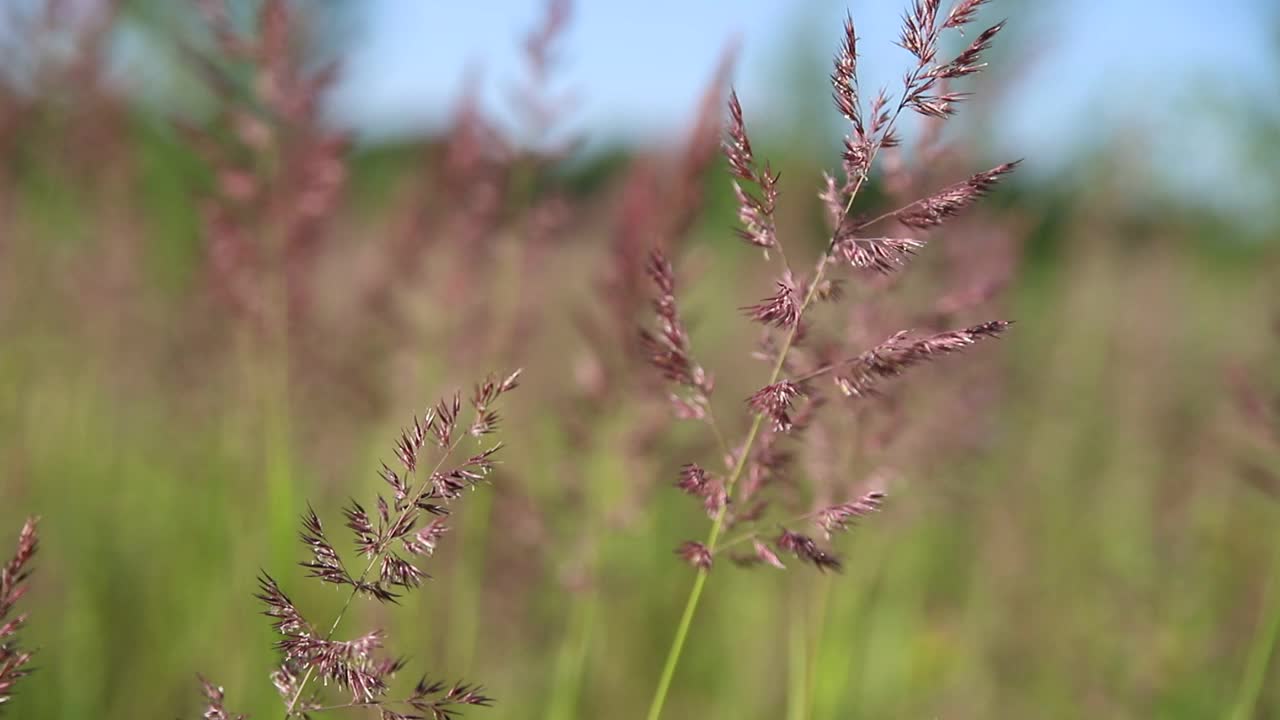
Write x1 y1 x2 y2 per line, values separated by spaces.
642 3 1019 718
196 371 519 720
0 517 38 710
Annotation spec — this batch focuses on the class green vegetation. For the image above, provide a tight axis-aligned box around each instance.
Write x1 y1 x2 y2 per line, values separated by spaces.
1 1 1278 718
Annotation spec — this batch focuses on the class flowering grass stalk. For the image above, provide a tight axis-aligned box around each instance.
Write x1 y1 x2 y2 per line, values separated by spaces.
197 371 520 720
643 3 1018 717
0 517 38 710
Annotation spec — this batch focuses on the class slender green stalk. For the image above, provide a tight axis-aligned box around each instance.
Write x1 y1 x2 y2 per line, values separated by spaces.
1231 523 1280 720
645 567 710 720
644 255 831 720
803 574 834 718
802 412 860 717
261 222 295 583
449 485 494 671
262 346 295 578
545 587 600 720
259 136 294 577
545 438 612 720
787 585 809 720
711 508 829 556
645 67 915 715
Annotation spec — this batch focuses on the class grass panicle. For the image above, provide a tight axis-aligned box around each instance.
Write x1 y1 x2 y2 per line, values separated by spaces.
0 517 38 711
642 4 1020 717
195 372 518 719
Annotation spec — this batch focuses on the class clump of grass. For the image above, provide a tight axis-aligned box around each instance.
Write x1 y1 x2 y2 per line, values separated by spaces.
197 370 520 719
0 517 39 711
640 2 1020 717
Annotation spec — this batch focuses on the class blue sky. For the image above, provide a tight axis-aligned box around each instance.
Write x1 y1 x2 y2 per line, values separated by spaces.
331 2 1269 133
320 0 1278 214
4 0 1261 209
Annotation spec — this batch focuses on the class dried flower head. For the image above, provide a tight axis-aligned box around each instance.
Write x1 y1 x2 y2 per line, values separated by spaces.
198 675 246 720
898 0 944 63
776 529 842 573
944 0 990 29
0 517 38 709
724 91 780 253
655 3 1016 582
752 539 787 569
833 235 927 274
937 21 1005 79
891 162 1021 229
199 373 518 718
640 251 712 394
676 541 714 570
817 490 887 538
397 678 495 720
640 249 727 430
645 6 1021 715
731 539 788 570
743 278 802 328
674 464 728 518
747 381 804 432
830 14 862 129
834 322 1010 398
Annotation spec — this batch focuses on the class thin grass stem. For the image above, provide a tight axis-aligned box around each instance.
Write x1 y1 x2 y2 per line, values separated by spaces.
1231 516 1280 720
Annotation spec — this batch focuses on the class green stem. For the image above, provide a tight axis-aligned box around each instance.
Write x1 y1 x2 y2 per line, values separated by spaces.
1232 528 1280 720
644 74 915 715
803 409 860 717
263 347 294 578
803 575 834 718
545 587 600 720
712 507 826 557
644 255 831 720
254 175 295 581
449 486 494 671
645 568 710 720
787 585 809 720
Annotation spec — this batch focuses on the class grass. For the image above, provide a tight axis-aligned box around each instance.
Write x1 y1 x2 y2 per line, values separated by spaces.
0 240 1275 718
1 0 1279 718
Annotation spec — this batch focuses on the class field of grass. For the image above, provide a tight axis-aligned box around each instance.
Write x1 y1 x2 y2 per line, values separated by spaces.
2 2 1279 719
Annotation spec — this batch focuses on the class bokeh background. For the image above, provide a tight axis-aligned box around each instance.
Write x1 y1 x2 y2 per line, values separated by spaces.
2 0 1280 718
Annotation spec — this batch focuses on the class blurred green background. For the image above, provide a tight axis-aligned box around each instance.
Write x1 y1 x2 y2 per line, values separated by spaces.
2 0 1280 718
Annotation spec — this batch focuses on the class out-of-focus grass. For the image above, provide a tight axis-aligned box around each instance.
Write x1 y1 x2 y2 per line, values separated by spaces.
2 143 1277 720
3 0 1280 702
